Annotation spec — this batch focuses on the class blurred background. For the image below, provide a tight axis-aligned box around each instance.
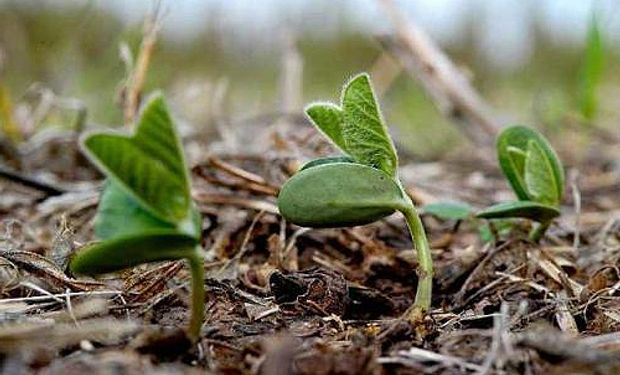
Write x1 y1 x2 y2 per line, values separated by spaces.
0 0 618 157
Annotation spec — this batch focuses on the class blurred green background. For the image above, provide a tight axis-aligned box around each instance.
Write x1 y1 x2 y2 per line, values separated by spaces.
0 0 618 157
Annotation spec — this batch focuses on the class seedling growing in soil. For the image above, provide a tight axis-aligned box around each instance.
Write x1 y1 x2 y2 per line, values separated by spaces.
477 125 565 242
70 94 204 343
277 73 433 319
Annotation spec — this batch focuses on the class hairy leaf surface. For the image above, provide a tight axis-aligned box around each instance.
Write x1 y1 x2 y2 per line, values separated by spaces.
305 103 347 152
341 73 398 177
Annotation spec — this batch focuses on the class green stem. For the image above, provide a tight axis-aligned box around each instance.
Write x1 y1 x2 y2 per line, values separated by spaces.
529 220 550 243
399 201 433 320
186 247 205 344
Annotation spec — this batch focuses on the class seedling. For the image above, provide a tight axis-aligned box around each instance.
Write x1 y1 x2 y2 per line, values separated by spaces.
70 93 204 343
277 73 433 319
580 14 605 122
477 125 565 242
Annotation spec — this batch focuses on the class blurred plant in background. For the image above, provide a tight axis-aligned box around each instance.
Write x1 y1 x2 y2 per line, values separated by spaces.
0 0 619 157
578 14 605 123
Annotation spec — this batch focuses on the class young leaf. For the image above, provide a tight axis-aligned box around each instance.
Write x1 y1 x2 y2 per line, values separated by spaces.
497 126 564 204
341 73 398 177
94 182 175 240
580 14 605 121
300 155 356 171
278 162 407 228
70 231 198 275
81 93 191 224
305 103 347 153
476 201 560 222
423 201 473 221
524 140 560 206
94 182 201 241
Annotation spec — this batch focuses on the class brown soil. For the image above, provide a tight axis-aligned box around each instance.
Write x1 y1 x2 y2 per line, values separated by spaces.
0 123 619 375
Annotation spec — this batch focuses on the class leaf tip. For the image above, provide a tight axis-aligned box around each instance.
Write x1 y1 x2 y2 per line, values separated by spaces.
342 72 372 99
304 101 339 120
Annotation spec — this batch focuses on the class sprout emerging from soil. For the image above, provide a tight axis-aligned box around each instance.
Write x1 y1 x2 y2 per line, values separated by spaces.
477 125 565 242
70 93 204 343
277 73 433 320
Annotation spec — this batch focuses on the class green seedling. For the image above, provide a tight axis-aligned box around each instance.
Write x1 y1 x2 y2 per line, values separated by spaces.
70 93 204 343
579 13 605 122
476 125 564 242
277 73 433 319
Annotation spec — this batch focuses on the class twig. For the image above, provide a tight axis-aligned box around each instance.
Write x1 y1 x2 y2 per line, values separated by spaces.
477 305 507 375
193 191 279 214
207 156 269 185
217 210 266 278
377 0 501 147
123 2 163 126
0 165 65 197
0 290 122 304
369 51 403 97
378 347 484 372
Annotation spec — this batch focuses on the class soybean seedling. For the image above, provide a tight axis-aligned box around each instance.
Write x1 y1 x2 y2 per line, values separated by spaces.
277 73 432 320
70 93 204 343
580 13 605 122
476 125 565 242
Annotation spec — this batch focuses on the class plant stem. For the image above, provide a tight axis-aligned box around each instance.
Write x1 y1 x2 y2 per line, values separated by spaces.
186 247 205 344
529 220 550 243
399 201 433 320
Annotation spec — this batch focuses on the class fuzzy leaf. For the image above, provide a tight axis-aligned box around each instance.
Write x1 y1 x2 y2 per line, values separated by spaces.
70 232 198 275
300 156 356 171
278 162 407 228
476 201 560 222
497 126 564 205
423 201 473 221
341 73 398 177
305 103 347 152
81 93 191 224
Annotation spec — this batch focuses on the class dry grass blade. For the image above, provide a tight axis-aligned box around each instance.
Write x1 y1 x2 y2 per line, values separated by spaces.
0 250 103 291
378 347 484 372
122 1 163 126
377 0 501 148
517 327 620 365
193 191 278 214
0 318 139 353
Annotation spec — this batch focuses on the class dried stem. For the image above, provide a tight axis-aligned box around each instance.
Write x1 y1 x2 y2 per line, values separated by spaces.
123 2 162 127
377 0 502 147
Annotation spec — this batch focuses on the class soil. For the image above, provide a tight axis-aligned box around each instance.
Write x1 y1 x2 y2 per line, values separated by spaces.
0 121 619 375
